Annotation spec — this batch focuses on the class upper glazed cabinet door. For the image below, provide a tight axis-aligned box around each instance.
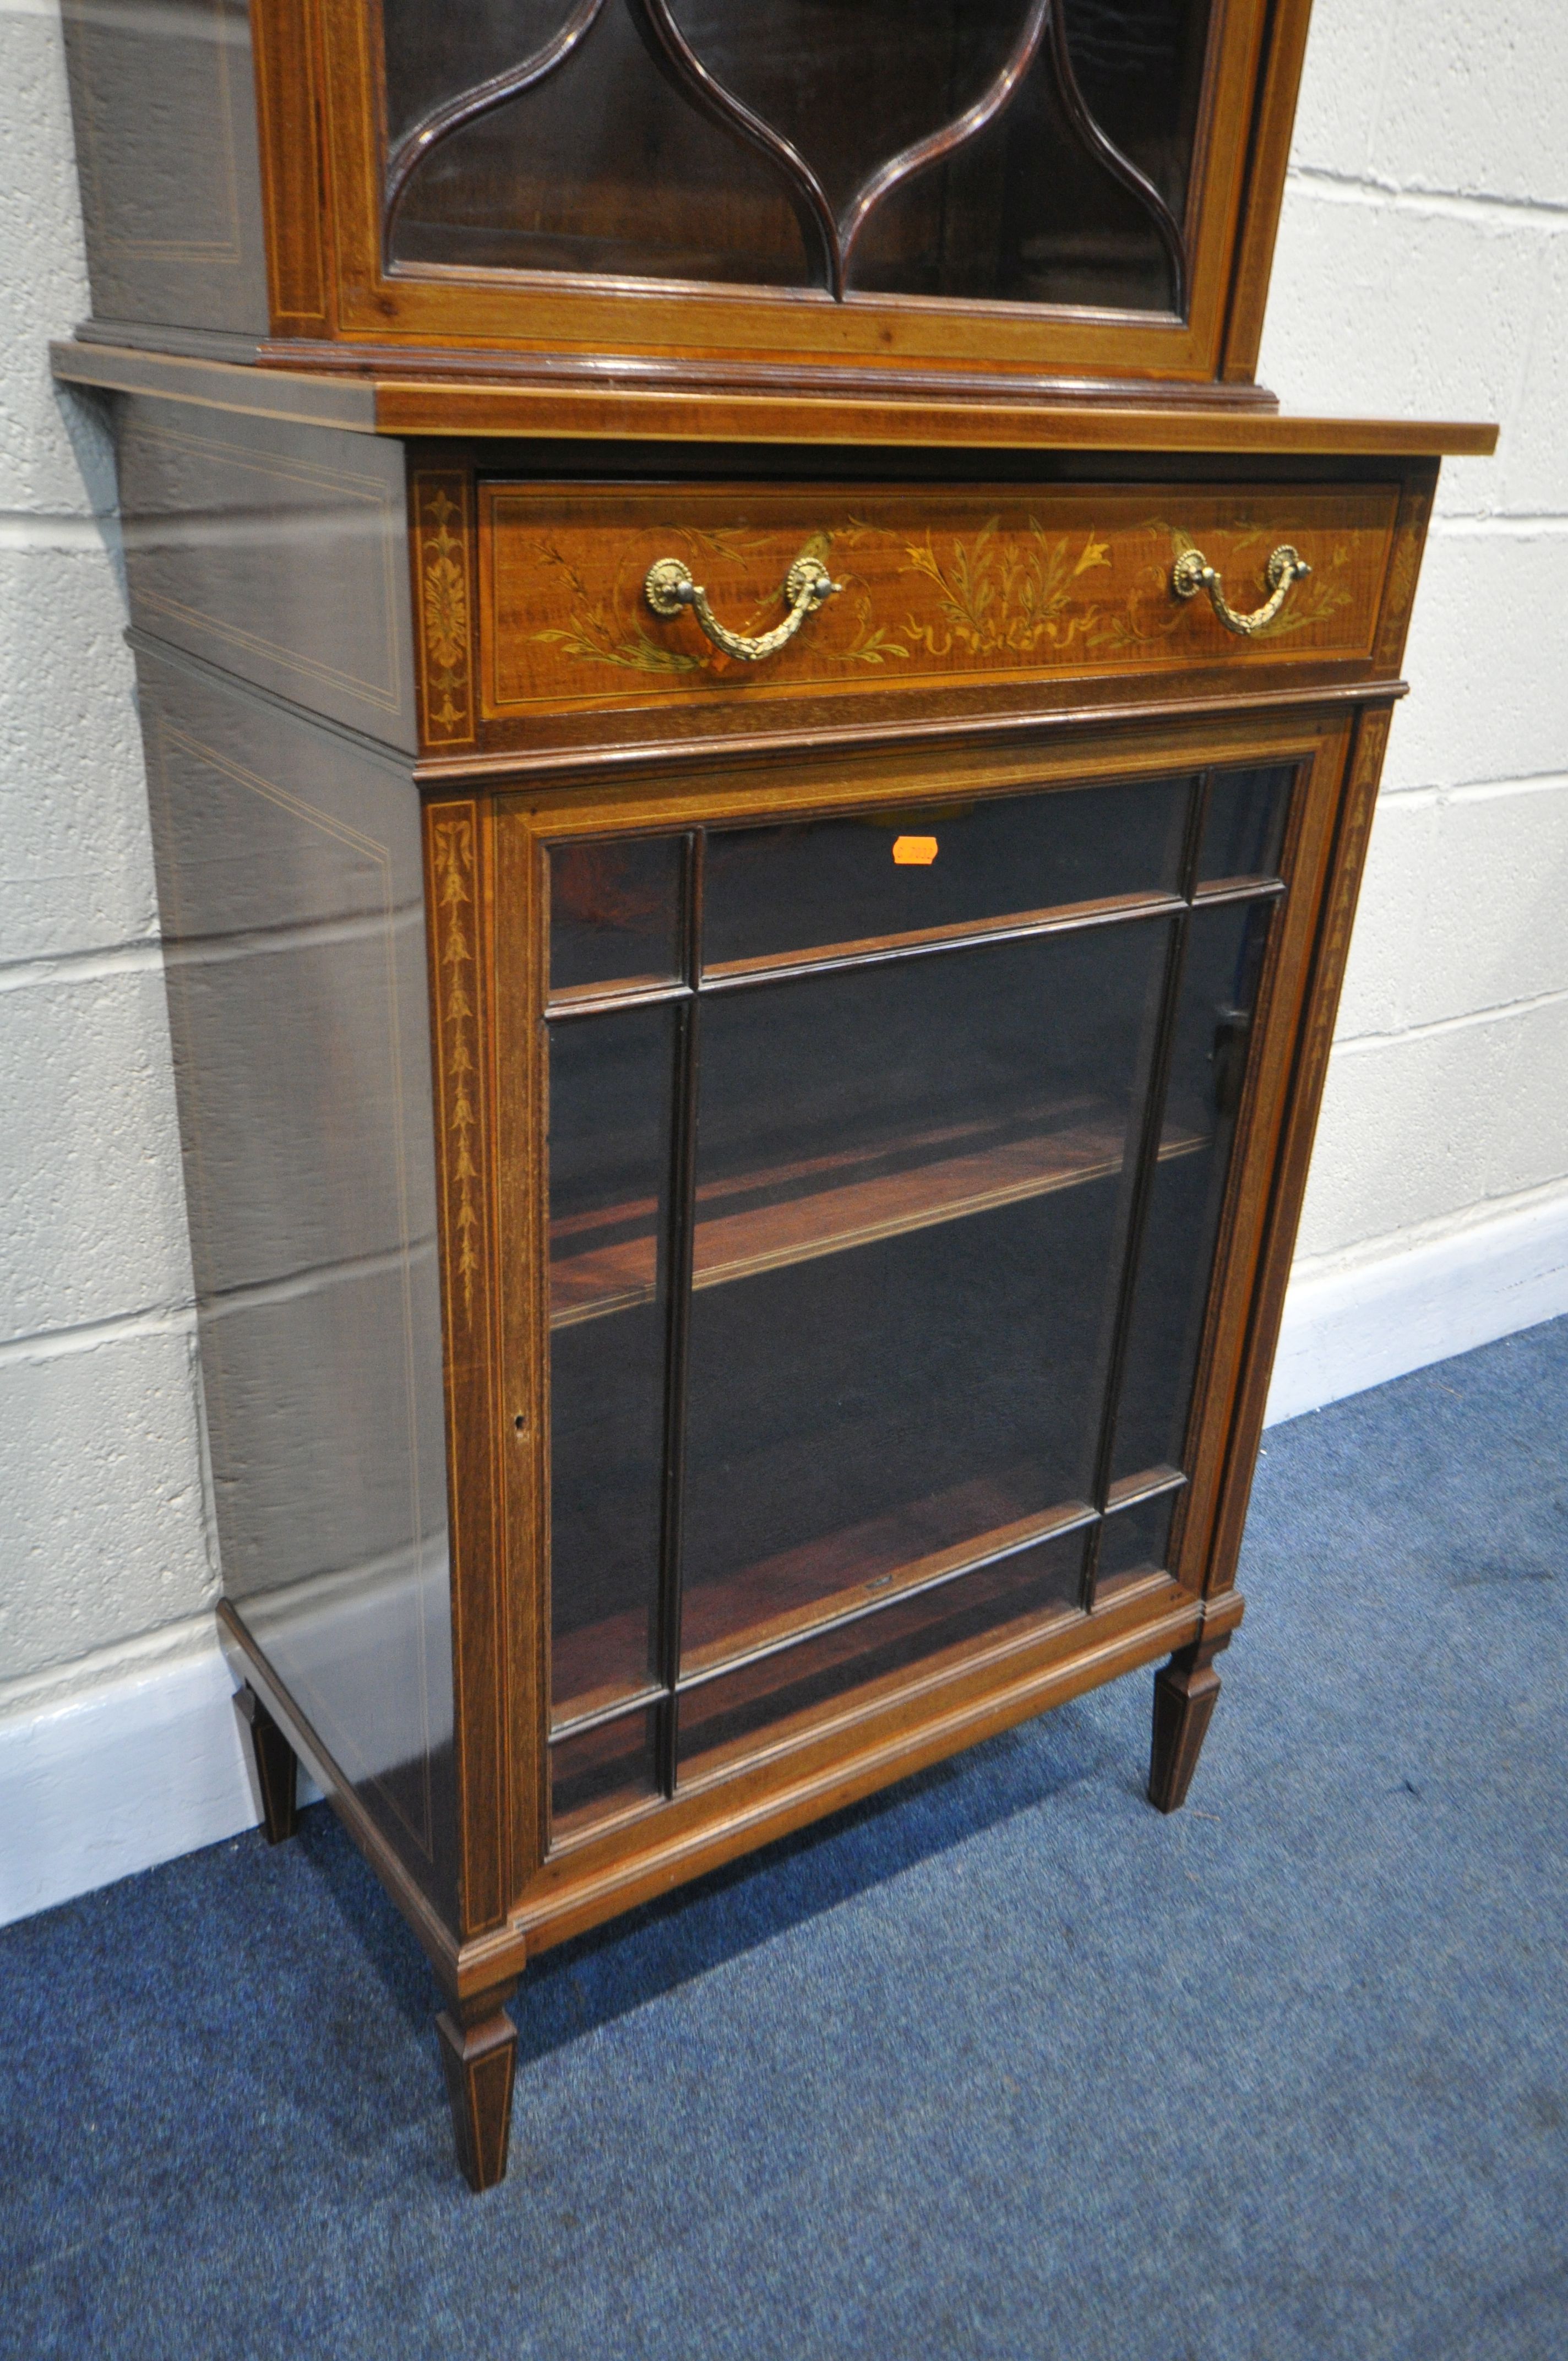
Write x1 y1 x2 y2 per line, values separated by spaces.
304 0 1307 377
385 1 1207 308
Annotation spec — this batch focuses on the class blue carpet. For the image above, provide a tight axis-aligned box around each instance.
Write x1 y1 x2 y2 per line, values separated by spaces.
3 1317 1566 2359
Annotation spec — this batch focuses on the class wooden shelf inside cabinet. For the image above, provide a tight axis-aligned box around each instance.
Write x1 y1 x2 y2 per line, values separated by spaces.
550 1097 1208 1329
553 1483 1104 1731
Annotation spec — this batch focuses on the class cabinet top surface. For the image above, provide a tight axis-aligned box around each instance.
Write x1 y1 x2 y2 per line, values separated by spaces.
51 342 1498 460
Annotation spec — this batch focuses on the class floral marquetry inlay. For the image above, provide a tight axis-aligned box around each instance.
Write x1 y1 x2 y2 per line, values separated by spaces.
415 472 476 746
480 484 1401 725
431 810 482 1325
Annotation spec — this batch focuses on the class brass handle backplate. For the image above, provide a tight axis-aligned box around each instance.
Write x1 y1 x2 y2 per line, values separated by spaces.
645 551 841 662
1172 542 1311 637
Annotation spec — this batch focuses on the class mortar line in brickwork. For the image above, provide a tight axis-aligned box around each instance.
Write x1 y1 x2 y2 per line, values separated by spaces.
0 513 121 552
0 940 167 995
1377 771 1568 810
1287 1175 1568 1284
0 1303 197 1372
1288 167 1568 230
1429 516 1568 538
1332 982 1568 1059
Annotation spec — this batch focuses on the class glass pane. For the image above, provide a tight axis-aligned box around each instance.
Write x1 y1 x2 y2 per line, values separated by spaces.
1197 764 1294 889
550 1706 660 1841
1093 1489 1177 1601
382 0 1214 315
852 14 1176 310
549 836 684 999
1108 896 1275 1485
679 1527 1086 1778
548 1005 676 1721
388 4 806 284
381 2 568 148
1063 0 1214 220
704 775 1191 970
679 917 1169 1673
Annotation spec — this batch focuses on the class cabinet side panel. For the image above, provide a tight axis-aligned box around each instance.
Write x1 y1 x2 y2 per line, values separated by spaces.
117 396 418 753
61 0 270 339
134 643 457 1929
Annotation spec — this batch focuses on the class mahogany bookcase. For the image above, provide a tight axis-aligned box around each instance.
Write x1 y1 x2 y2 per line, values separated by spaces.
54 0 1491 2188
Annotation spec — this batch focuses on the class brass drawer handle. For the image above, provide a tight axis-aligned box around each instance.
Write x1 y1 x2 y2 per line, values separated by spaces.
645 550 841 662
1173 542 1311 637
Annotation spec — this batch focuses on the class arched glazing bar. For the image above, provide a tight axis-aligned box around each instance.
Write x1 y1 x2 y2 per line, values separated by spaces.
1048 1 1188 313
382 0 1193 313
383 0 609 254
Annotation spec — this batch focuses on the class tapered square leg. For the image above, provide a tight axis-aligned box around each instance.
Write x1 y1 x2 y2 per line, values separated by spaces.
1148 1632 1231 1814
234 1685 298 1844
437 1984 519 2194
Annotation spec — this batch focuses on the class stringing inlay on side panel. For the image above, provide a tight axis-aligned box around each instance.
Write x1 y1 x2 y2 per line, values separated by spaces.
137 643 456 1927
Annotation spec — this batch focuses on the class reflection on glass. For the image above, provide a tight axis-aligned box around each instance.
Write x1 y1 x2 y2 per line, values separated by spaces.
382 0 1213 313
1108 896 1275 1484
704 775 1190 970
548 1005 676 1720
679 1526 1087 1776
549 1706 660 1841
852 9 1178 309
1093 1489 1176 1600
1197 764 1294 888
549 835 684 998
679 920 1168 1670
1063 0 1213 219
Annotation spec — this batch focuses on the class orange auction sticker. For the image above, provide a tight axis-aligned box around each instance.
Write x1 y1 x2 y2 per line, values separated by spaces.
892 835 939 866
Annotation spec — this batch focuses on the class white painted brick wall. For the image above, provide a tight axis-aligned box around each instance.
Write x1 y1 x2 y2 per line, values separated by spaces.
0 0 1565 1781
0 0 215 1722
1259 0 1568 1304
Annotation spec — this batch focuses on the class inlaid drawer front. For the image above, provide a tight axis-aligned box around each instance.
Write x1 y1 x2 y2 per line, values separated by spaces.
477 482 1400 724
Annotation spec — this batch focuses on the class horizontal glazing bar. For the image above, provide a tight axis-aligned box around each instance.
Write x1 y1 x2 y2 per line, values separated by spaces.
1190 876 1287 909
675 1500 1099 1696
546 979 694 1021
698 891 1186 995
548 1683 668 1745
1104 1465 1189 1513
542 890 1281 1022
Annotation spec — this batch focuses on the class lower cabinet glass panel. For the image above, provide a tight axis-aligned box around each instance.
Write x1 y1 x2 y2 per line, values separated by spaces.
1093 1489 1179 1602
679 1525 1088 1780
1107 895 1275 1487
541 761 1291 1838
549 835 685 999
549 1706 662 1841
703 773 1190 969
547 1005 677 1723
1197 764 1293 889
680 922 1167 1669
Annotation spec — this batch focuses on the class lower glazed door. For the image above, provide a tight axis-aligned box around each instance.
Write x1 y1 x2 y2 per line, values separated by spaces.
521 731 1316 1846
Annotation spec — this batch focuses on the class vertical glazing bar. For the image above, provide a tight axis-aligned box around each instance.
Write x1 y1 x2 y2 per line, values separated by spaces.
655 831 704 1793
1079 774 1212 1602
